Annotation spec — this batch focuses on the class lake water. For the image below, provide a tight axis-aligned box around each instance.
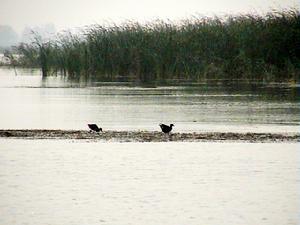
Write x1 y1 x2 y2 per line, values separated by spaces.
0 68 299 225
0 67 299 133
0 139 299 225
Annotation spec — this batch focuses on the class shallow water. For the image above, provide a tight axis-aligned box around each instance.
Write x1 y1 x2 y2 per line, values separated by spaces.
0 69 298 224
0 68 299 133
0 139 298 225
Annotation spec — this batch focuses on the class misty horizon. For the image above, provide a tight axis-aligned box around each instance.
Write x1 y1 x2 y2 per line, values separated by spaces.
1 0 298 33
0 0 299 48
1 7 299 48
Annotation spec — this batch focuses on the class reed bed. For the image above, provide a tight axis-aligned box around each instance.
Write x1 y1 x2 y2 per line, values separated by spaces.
15 9 300 83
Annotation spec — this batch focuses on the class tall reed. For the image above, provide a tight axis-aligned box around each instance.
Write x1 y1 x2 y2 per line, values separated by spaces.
16 9 300 83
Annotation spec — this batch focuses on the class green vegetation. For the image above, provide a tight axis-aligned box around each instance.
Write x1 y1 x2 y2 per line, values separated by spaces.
15 9 300 83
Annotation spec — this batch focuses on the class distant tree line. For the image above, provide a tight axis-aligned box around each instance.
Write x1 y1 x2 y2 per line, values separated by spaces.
15 9 300 83
0 24 56 53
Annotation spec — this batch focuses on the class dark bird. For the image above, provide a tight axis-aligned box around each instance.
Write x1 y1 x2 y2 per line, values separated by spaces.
88 124 102 132
159 123 174 134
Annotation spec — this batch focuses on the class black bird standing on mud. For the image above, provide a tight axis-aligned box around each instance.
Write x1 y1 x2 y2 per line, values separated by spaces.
159 123 174 134
88 124 102 133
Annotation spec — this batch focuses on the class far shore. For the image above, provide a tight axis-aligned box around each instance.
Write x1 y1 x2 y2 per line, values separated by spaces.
0 129 299 143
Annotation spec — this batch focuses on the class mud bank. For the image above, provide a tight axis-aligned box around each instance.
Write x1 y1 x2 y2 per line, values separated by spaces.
0 129 299 142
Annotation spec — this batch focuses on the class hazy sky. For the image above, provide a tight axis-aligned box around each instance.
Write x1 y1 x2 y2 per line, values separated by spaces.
0 0 298 33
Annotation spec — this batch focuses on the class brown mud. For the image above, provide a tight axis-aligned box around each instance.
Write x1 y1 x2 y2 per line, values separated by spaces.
0 129 299 143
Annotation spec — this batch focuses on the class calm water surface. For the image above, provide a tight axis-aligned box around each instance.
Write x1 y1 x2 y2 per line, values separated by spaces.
0 68 299 225
0 67 299 133
0 139 298 225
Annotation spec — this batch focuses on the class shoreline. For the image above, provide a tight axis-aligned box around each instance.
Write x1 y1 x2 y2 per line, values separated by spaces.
0 129 299 143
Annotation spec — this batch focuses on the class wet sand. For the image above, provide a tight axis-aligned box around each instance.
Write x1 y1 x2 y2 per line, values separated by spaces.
0 129 299 142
